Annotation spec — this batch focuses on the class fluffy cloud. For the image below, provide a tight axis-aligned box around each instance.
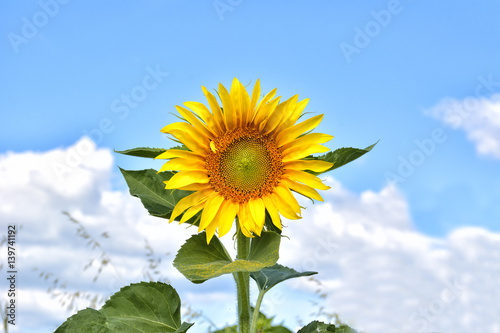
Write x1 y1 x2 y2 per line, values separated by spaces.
426 93 500 158
1 138 499 333
277 179 500 333
0 137 215 332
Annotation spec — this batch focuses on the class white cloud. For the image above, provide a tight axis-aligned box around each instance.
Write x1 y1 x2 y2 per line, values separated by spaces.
0 137 205 332
277 179 500 333
426 93 500 158
1 138 499 333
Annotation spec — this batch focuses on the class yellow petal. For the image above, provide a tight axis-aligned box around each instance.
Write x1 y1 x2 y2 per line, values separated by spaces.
282 133 334 151
263 95 298 135
238 223 253 238
275 98 309 134
283 159 334 173
254 96 281 128
251 88 277 124
169 132 207 155
256 87 277 109
164 170 209 189
175 105 215 140
217 200 239 238
158 158 205 173
155 149 205 161
175 183 211 191
202 86 226 133
270 190 301 220
230 78 243 127
238 81 251 127
169 188 212 222
161 122 208 145
183 101 220 135
219 82 236 130
276 114 324 147
281 177 324 202
274 184 301 213
205 213 220 244
282 144 330 162
161 123 209 155
210 141 217 152
183 101 212 123
237 215 253 237
198 193 225 231
248 79 261 125
238 203 257 236
179 201 205 224
248 198 266 231
283 169 330 190
168 130 208 155
262 195 281 230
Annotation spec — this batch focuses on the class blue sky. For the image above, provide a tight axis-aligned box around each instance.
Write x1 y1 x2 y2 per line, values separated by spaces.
2 0 500 236
1 1 500 332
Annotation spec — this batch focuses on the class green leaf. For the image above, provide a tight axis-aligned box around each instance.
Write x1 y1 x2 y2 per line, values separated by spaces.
174 231 280 283
174 322 195 333
210 310 292 333
55 282 194 333
114 147 167 158
119 168 197 223
250 264 317 292
247 232 280 265
55 308 107 332
265 326 294 333
298 321 358 333
114 145 190 159
311 142 378 175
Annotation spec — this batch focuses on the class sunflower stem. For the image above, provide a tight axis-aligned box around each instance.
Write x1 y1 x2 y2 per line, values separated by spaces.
234 225 251 333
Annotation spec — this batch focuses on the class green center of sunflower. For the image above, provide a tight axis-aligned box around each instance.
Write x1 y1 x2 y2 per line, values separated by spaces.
220 138 271 192
205 128 284 204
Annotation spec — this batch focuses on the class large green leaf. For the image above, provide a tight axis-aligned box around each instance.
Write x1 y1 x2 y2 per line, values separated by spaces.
247 232 281 264
298 321 358 333
119 168 196 222
250 264 317 292
311 142 377 175
55 282 193 333
55 308 107 332
114 147 167 158
174 232 280 283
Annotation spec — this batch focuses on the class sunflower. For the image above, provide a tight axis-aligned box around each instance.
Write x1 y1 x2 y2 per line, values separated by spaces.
156 78 334 243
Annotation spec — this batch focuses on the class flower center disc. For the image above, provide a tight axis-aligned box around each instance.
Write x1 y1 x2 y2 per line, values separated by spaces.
206 128 283 204
221 138 270 192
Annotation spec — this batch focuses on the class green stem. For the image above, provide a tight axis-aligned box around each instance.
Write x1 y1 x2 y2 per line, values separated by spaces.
250 289 266 333
234 225 251 333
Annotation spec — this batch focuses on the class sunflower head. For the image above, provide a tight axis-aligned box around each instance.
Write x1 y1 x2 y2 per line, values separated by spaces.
156 78 334 243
